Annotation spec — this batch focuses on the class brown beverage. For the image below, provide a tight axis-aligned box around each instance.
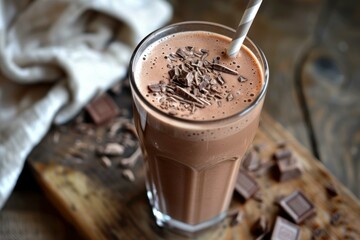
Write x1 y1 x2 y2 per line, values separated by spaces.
129 22 268 234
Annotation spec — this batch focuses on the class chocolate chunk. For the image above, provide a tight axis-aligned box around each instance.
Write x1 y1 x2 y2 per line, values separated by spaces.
101 156 112 168
251 216 269 237
325 183 338 198
242 150 260 171
85 94 119 125
279 191 316 224
226 93 234 101
148 83 164 92
121 169 135 182
211 63 238 75
273 148 292 161
271 216 300 240
275 156 302 182
238 75 248 82
235 170 259 200
96 143 125 156
176 48 188 59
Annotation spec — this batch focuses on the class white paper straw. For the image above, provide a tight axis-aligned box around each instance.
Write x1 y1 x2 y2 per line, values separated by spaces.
227 0 263 57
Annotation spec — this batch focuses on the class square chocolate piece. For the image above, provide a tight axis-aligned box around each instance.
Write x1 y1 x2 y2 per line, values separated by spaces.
279 191 316 224
275 156 302 182
235 170 259 200
85 93 119 125
271 216 300 240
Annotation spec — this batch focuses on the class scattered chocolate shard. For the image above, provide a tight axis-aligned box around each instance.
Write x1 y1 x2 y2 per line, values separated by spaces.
176 48 188 59
175 86 203 105
242 150 260 171
226 93 234 101
229 210 244 227
101 156 112 168
235 170 259 200
148 83 163 92
168 53 178 61
238 75 248 82
85 94 119 125
118 147 141 168
121 169 135 182
279 190 316 224
325 183 338 198
185 72 194 86
273 147 292 161
211 63 238 75
97 143 124 156
271 216 300 240
251 216 269 238
275 156 302 182
216 75 225 85
185 46 194 52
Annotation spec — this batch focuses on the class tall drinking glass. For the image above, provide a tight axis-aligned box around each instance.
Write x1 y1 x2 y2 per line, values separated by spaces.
129 21 269 235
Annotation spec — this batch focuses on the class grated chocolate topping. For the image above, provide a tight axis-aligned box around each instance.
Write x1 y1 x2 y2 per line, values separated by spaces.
147 47 242 117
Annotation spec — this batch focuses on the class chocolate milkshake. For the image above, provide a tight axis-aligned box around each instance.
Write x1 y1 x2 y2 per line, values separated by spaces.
129 22 268 233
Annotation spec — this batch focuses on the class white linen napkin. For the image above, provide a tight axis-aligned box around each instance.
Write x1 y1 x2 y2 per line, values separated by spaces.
0 0 172 209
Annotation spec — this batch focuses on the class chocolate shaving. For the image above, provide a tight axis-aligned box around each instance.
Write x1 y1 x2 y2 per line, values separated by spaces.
211 63 238 75
147 46 246 117
96 143 125 156
325 183 338 198
121 169 135 182
101 156 112 168
238 75 248 82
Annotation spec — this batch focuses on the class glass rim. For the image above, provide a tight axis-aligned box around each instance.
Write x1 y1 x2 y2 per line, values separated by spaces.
129 21 269 125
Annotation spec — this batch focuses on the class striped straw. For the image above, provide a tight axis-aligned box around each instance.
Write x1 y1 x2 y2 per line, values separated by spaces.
227 0 263 57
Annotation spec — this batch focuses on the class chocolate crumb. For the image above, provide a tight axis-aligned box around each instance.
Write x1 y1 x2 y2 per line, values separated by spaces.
97 143 125 156
325 183 338 198
242 150 260 171
101 156 112 168
211 63 238 75
121 169 135 182
238 75 248 82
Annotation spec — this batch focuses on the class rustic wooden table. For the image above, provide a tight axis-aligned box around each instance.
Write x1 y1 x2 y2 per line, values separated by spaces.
1 0 359 239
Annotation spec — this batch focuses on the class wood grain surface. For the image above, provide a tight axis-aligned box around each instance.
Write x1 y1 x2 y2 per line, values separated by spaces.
27 83 360 239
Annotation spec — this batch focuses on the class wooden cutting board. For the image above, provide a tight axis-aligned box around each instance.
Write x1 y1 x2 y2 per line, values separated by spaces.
28 86 360 240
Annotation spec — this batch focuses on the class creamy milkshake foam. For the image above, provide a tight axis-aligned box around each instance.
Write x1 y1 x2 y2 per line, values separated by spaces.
130 23 267 229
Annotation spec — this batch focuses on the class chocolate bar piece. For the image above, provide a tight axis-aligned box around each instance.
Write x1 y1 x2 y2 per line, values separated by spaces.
235 170 259 200
273 147 292 160
275 156 302 182
271 216 300 240
242 150 260 171
279 191 316 224
85 93 119 125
